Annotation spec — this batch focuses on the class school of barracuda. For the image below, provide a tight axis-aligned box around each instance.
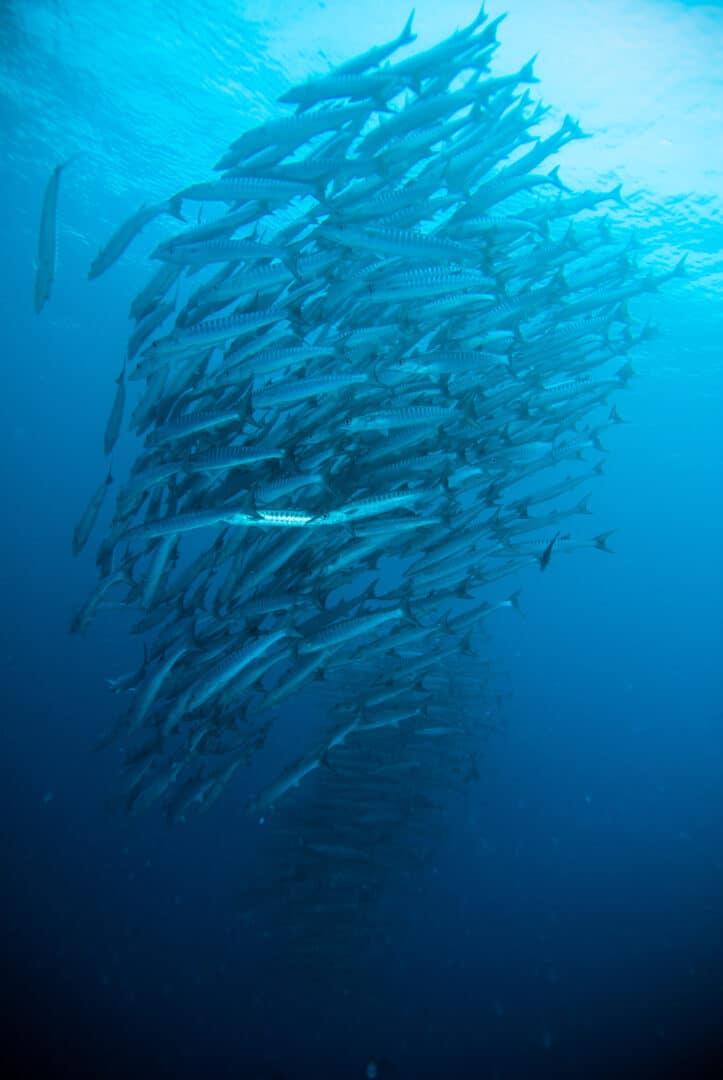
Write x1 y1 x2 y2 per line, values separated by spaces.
64 6 681 906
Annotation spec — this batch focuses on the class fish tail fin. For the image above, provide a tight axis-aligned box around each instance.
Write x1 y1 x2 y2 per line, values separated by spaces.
563 222 581 250
508 589 524 616
166 194 186 222
437 371 451 398
591 428 607 452
550 267 568 295
616 360 636 384
594 530 616 554
610 182 627 207
471 4 491 32
670 253 687 279
562 114 589 139
460 392 480 427
239 379 254 421
398 9 416 46
310 585 326 612
312 178 331 204
400 598 420 627
320 748 334 771
363 577 379 604
547 164 568 192
319 462 339 498
281 248 301 279
519 55 539 83
283 616 303 640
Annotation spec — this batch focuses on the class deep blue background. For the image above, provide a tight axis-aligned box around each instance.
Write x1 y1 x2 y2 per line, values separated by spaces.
2 1 722 1077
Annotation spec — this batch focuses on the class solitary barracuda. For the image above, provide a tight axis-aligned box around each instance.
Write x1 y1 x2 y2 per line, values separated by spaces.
34 158 73 313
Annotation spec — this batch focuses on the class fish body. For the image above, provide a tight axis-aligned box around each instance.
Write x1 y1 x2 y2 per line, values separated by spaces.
539 530 561 571
128 643 188 733
175 175 317 205
140 307 284 367
185 445 285 473
187 628 289 712
89 199 185 280
299 607 405 656
35 159 72 312
72 468 113 556
104 365 127 456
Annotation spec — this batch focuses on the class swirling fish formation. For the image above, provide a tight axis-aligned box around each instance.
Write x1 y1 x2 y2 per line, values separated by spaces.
69 7 679 862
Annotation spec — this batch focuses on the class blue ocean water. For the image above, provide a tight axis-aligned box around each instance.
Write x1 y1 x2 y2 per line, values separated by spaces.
2 1 722 1078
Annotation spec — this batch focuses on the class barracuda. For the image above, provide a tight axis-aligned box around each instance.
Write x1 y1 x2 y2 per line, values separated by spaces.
321 223 479 263
187 628 291 712
34 159 72 312
89 199 185 281
75 10 680 854
184 445 285 473
175 175 317 205
298 606 406 655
